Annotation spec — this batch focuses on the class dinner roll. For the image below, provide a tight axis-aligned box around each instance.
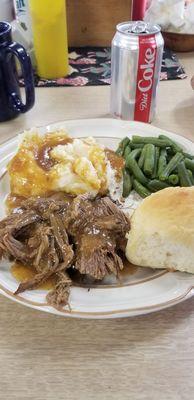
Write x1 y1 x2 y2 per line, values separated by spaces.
125 187 194 273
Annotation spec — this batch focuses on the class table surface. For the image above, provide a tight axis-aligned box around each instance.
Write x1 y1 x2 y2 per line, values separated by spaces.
0 53 194 400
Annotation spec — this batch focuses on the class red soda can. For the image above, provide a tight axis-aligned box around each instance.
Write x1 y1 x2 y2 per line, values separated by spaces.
110 21 164 123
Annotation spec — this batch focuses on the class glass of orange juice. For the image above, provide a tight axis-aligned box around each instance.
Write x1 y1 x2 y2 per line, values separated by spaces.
29 0 69 78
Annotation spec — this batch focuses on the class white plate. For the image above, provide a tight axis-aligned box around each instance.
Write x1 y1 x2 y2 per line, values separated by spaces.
0 118 194 319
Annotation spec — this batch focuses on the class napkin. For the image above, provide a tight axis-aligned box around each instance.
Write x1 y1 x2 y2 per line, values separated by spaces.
144 0 194 34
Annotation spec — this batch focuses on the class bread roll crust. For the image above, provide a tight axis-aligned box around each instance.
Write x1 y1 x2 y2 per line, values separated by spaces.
126 187 194 273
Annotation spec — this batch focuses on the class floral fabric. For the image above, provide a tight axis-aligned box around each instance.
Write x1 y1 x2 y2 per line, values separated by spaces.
19 47 187 87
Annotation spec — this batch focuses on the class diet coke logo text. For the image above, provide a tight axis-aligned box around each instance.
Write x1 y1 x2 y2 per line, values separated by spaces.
138 48 155 94
134 36 157 122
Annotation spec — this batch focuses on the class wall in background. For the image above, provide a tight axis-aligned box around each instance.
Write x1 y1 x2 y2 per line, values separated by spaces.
67 0 132 46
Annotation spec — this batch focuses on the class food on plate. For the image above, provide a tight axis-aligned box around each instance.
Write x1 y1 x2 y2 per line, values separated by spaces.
8 129 124 199
3 128 194 312
0 194 130 308
117 134 194 199
126 187 194 274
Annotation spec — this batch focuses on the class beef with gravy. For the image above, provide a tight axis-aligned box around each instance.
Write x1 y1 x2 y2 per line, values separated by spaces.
0 195 130 309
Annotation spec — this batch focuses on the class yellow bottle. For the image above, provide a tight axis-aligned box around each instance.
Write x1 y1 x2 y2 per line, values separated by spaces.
29 0 68 78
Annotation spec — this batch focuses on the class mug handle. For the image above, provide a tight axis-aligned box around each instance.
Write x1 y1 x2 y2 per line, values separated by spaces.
5 43 35 113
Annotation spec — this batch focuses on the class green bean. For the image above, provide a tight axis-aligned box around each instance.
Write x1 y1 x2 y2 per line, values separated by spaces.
187 169 194 185
159 134 182 153
168 174 179 186
130 143 144 149
160 152 184 181
177 162 192 187
123 145 131 159
138 146 146 169
157 148 167 177
183 152 194 160
133 179 151 198
116 137 130 156
122 169 132 197
151 146 160 179
184 158 194 172
132 135 169 148
143 144 155 177
126 156 148 186
126 148 141 161
148 179 170 192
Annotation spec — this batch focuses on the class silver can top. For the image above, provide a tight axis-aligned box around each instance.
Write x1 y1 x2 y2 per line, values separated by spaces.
117 21 161 35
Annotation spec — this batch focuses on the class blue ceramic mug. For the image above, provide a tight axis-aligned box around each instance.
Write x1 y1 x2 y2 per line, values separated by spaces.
0 21 35 122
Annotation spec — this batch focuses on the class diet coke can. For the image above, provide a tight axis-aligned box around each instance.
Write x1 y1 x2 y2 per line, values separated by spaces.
110 21 164 123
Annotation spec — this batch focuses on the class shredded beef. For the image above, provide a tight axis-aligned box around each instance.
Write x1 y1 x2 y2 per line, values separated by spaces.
0 197 74 306
0 194 130 308
46 271 72 309
66 195 130 280
75 233 123 280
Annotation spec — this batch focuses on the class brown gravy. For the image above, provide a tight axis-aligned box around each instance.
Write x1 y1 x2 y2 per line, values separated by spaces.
11 260 137 291
11 262 56 290
120 258 138 277
34 137 73 171
105 149 124 180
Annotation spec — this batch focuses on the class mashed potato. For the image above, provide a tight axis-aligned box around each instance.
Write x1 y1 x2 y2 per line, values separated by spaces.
8 130 108 197
51 138 107 195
